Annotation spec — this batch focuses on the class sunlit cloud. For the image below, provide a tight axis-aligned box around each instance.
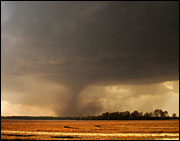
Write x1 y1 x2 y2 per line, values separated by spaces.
1 101 57 116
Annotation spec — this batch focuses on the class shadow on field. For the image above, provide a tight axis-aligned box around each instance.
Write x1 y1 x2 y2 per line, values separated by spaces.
51 136 73 138
64 125 79 129
51 135 80 139
2 134 34 137
1 139 34 141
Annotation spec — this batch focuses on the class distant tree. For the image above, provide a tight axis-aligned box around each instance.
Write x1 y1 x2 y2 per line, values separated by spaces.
163 111 168 118
124 111 131 119
154 109 162 118
149 112 153 117
101 112 109 120
144 112 153 119
153 109 169 118
131 110 142 119
109 112 119 120
172 113 177 118
118 112 123 120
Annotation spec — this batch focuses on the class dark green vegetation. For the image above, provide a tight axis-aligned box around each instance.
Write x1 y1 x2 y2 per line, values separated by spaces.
1 109 178 120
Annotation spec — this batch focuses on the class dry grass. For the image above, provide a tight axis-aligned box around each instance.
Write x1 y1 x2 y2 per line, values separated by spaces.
1 120 179 140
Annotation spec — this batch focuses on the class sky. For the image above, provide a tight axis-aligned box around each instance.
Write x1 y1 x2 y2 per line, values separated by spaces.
1 1 179 117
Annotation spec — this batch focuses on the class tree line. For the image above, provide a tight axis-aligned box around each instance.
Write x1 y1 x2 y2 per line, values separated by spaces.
1 109 178 120
81 109 178 120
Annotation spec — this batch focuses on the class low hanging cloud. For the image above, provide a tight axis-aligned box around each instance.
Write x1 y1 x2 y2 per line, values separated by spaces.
1 1 179 116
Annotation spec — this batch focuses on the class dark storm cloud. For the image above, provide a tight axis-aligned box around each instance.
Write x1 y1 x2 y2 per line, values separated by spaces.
2 1 179 116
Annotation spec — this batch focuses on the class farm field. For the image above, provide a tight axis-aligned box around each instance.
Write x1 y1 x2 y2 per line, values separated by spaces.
1 120 179 140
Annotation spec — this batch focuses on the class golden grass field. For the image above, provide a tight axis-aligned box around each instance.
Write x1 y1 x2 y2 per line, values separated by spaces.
1 120 179 140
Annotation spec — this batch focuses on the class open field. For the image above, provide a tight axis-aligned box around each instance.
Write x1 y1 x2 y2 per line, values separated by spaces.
1 120 179 140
